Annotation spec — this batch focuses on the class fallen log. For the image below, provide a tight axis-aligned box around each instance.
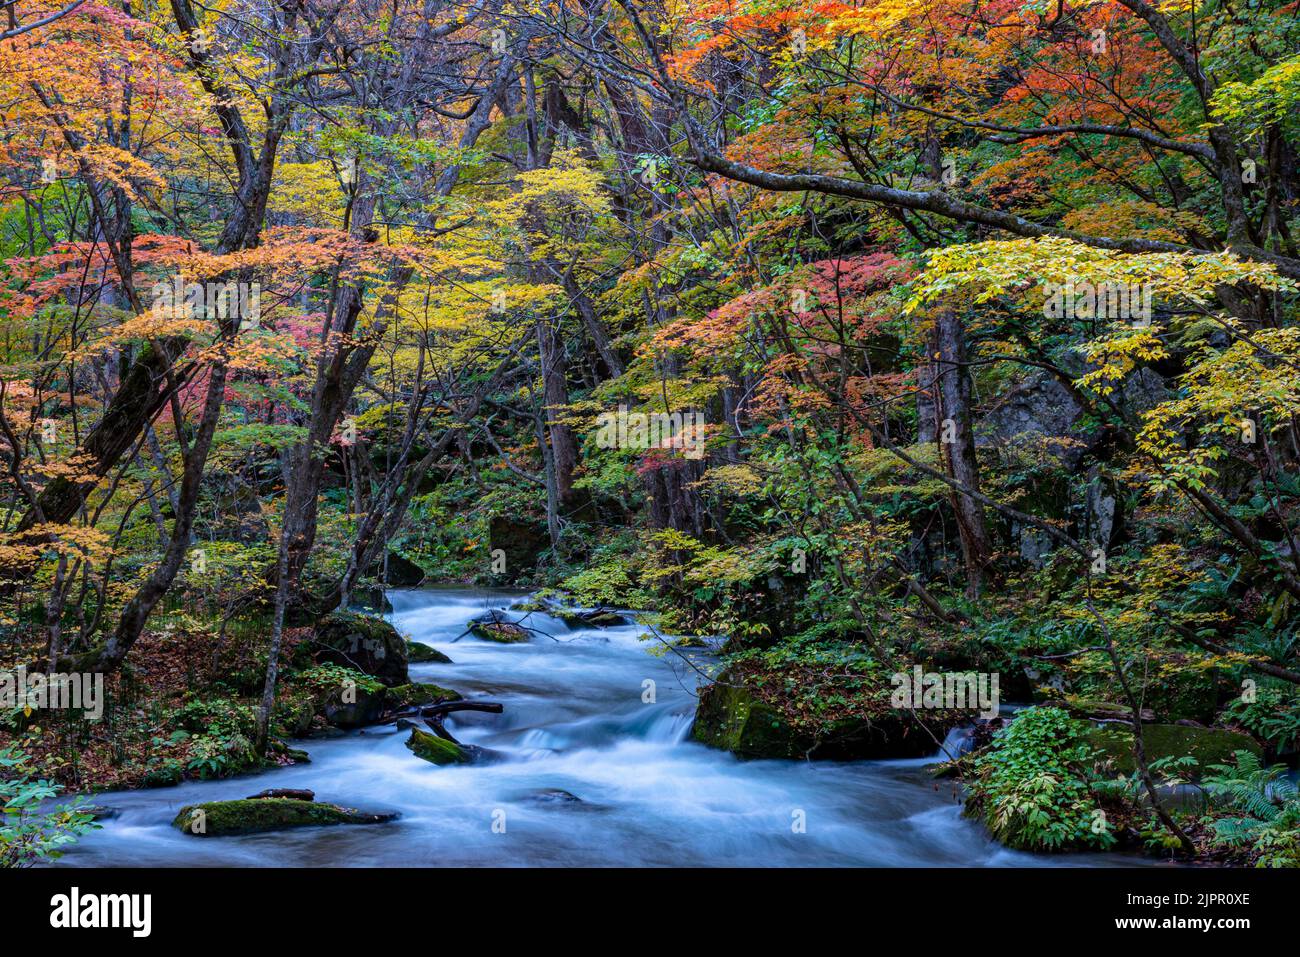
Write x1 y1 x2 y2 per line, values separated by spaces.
383 699 504 746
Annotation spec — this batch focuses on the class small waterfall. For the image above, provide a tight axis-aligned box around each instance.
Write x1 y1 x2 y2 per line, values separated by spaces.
931 724 976 762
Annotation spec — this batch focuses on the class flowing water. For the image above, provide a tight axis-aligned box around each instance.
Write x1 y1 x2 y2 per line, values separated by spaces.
54 588 1139 867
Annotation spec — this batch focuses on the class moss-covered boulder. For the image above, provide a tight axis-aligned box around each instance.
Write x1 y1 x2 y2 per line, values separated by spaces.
172 798 397 837
317 682 388 730
469 619 530 643
406 641 452 664
692 676 950 760
1084 723 1261 777
405 728 472 765
313 612 409 686
309 677 460 731
556 609 630 629
385 682 461 710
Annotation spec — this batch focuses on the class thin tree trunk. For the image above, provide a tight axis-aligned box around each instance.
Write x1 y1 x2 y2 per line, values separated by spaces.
933 309 992 597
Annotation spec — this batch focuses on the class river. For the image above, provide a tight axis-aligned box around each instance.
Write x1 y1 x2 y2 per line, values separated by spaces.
54 587 1137 866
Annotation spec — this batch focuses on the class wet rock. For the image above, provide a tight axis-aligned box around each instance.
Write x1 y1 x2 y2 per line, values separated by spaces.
313 612 409 686
352 587 394 615
405 728 472 765
557 609 631 629
172 798 398 837
318 680 460 731
319 683 388 729
523 788 583 804
385 682 462 710
469 612 530 643
406 640 452 664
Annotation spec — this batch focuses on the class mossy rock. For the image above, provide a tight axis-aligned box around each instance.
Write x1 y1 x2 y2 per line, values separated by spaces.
587 612 627 628
316 681 460 730
558 610 629 629
385 682 461 710
352 587 394 615
1049 697 1155 722
406 641 452 664
405 728 471 765
692 676 950 760
318 683 389 730
1084 723 1261 777
172 798 397 837
510 597 555 614
313 612 409 686
469 620 530 643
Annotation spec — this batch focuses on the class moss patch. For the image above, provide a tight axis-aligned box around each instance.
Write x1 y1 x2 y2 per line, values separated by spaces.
469 621 530 643
386 682 462 710
406 641 452 664
313 612 409 686
405 728 471 765
172 798 397 836
1085 723 1261 777
693 670 958 760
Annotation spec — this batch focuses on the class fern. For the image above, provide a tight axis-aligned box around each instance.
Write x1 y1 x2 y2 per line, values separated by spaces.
1204 751 1300 866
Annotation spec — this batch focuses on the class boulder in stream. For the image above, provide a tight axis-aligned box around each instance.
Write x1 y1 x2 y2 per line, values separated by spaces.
381 550 427 587
521 788 585 805
313 612 410 686
317 680 460 731
693 671 959 760
556 609 631 629
406 640 452 664
172 798 398 837
405 728 472 765
468 612 530 643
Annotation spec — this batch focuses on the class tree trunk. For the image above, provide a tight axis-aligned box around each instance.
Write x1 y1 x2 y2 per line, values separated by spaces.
535 317 577 507
932 309 992 597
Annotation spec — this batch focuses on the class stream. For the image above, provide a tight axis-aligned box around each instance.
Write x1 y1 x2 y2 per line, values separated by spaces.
54 587 1140 867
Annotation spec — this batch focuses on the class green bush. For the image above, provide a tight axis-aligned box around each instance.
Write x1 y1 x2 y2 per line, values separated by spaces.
167 698 259 779
1221 685 1300 755
0 747 98 867
967 707 1116 851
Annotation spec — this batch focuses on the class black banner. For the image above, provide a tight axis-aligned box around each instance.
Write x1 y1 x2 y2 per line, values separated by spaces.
5 866 1293 944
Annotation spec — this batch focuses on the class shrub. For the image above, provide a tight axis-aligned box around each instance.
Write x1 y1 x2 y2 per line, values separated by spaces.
967 707 1116 851
0 747 97 867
